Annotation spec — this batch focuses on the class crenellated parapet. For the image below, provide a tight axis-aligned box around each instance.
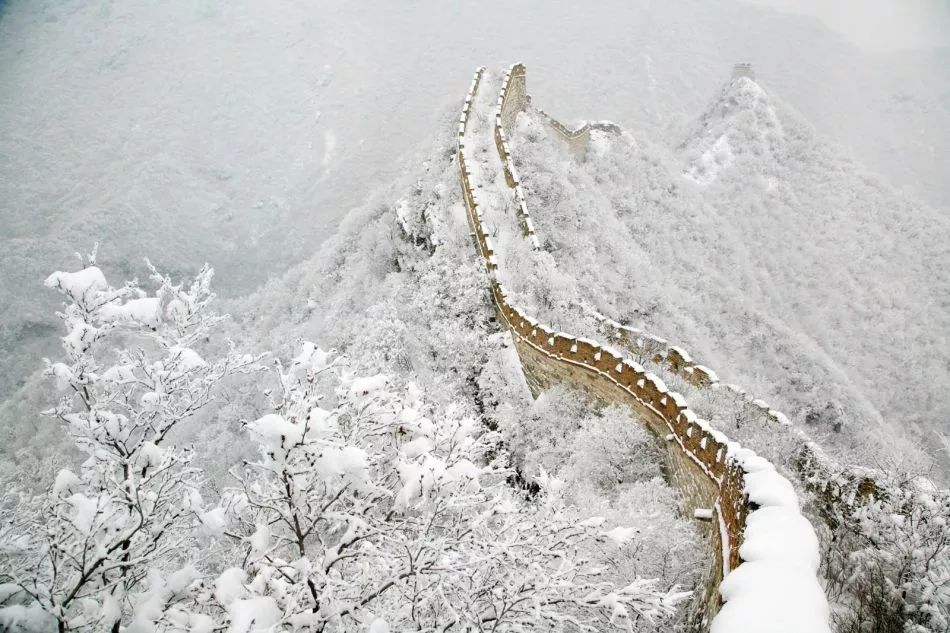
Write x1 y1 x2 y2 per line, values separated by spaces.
534 108 622 158
493 62 620 158
493 64 541 249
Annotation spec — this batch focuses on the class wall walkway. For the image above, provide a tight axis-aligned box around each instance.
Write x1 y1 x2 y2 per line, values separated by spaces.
456 65 830 632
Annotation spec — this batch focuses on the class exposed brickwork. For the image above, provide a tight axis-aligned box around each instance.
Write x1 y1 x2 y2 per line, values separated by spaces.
499 64 528 131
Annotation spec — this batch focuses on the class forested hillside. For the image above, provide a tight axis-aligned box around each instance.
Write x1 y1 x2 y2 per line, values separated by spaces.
509 76 950 470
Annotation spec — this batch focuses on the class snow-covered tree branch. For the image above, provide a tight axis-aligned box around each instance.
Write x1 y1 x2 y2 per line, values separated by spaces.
819 469 950 633
0 251 260 632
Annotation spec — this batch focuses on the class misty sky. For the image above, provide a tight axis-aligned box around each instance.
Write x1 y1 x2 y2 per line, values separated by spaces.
747 0 950 49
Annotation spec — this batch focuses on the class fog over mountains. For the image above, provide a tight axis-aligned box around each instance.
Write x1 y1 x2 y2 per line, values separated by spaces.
1 0 947 413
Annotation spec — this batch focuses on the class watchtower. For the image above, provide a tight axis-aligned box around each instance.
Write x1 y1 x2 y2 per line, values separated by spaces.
732 62 756 81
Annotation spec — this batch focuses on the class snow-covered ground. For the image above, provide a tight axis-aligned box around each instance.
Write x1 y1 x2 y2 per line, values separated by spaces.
2 0 948 405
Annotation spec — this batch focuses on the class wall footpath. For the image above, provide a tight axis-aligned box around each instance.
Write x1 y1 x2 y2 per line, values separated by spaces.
456 65 830 632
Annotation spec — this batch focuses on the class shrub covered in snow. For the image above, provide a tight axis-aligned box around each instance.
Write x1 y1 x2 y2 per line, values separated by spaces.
211 346 691 631
500 388 663 494
489 382 705 618
819 472 950 633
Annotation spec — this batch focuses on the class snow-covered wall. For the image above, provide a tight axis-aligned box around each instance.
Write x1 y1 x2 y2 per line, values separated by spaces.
493 65 541 250
458 64 830 632
532 105 623 159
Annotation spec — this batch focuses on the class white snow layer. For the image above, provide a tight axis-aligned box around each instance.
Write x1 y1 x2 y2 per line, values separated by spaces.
711 448 829 633
712 560 830 633
684 134 734 185
43 267 108 300
98 297 163 328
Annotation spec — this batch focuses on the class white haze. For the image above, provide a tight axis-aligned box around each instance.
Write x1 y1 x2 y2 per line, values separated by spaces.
744 0 950 50
0 0 947 405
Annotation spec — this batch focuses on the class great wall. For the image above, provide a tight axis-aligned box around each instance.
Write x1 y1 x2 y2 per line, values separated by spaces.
457 65 831 631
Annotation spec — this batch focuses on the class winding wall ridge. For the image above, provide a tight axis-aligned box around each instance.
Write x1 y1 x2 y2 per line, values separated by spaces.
457 65 829 632
513 75 879 512
493 66 541 250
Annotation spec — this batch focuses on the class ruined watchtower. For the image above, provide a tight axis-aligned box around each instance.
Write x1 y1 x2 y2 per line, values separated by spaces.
732 62 756 80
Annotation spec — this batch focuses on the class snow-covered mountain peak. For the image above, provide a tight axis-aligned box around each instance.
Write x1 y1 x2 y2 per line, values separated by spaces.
682 76 786 185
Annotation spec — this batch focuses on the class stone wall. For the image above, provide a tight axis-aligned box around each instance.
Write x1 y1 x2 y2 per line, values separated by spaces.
493 64 541 249
534 106 623 158
508 321 725 623
456 65 828 632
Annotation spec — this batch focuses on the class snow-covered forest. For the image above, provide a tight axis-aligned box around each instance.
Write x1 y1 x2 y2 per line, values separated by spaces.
2 1 949 631
504 76 950 471
0 145 702 631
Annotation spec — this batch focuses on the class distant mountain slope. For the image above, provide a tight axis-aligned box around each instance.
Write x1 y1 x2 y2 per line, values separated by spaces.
511 77 950 460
